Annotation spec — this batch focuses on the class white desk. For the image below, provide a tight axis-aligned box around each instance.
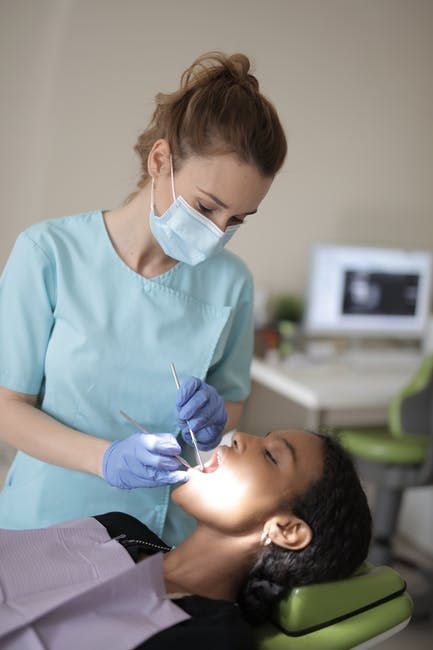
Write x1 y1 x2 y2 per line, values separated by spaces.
251 351 422 429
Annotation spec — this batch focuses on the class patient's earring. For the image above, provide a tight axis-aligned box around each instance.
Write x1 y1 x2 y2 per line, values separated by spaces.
260 530 272 546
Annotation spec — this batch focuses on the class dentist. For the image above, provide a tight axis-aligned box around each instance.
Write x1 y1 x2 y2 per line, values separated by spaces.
0 52 287 545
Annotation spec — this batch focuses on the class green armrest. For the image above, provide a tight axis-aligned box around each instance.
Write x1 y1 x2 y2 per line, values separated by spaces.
255 562 413 649
339 428 428 464
335 355 433 466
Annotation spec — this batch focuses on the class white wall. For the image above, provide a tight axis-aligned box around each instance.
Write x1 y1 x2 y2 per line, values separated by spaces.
2 0 433 295
1 0 433 554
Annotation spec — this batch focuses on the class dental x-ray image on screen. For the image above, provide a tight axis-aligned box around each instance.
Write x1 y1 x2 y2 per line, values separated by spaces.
342 271 419 316
304 245 432 339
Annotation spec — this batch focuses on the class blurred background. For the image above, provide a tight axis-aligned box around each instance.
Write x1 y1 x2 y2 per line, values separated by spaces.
1 1 432 646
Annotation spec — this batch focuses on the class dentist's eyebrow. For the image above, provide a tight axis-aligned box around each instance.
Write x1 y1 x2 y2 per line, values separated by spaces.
265 431 297 464
196 186 258 216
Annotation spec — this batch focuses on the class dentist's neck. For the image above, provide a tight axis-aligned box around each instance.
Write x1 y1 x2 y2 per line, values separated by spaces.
103 186 176 278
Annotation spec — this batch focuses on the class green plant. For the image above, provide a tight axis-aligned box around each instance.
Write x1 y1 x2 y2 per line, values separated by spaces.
270 293 304 324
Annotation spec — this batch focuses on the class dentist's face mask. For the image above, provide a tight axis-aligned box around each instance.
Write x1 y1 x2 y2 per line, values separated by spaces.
149 158 240 266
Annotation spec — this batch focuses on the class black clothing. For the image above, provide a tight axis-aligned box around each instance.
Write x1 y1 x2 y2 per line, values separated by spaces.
93 512 255 650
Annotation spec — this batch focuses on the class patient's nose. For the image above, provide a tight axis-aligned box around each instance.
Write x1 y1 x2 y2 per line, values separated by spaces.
232 432 246 453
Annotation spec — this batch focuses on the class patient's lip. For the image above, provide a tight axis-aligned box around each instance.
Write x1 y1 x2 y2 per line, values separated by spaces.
217 446 228 466
203 446 228 473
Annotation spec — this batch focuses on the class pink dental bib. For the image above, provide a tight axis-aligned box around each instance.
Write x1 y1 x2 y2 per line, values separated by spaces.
0 517 189 649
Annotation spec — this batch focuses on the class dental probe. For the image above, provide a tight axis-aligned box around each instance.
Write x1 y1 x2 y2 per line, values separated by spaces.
169 363 205 471
119 409 191 469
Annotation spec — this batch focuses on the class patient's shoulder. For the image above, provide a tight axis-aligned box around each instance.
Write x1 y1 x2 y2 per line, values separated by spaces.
138 595 254 649
93 512 170 549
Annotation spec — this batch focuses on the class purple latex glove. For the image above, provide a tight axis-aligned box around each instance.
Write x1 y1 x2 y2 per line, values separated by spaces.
176 377 227 451
103 432 188 489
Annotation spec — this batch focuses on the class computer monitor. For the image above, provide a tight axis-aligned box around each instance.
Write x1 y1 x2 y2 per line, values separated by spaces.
304 244 432 339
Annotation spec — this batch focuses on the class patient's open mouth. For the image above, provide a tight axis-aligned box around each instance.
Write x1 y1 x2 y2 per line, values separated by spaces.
203 447 225 473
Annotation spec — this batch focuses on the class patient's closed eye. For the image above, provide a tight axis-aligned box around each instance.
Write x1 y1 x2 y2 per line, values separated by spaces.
264 448 278 465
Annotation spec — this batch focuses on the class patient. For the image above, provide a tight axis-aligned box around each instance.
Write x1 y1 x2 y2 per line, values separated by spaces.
0 430 371 650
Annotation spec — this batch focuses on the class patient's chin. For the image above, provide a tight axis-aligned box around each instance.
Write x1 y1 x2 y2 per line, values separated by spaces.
171 467 203 508
171 475 191 502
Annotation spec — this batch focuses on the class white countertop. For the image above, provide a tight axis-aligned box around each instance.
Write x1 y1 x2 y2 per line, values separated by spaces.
251 351 422 412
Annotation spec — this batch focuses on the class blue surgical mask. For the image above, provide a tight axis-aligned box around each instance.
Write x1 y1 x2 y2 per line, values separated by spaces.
149 158 240 266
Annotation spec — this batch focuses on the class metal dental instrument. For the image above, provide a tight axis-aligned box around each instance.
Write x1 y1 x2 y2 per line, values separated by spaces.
119 409 191 469
169 363 205 471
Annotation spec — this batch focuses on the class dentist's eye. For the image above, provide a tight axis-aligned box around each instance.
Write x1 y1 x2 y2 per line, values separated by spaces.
264 449 278 465
198 202 213 215
228 216 245 226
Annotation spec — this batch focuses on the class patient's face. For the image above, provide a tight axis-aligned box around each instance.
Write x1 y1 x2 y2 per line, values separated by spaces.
172 429 324 534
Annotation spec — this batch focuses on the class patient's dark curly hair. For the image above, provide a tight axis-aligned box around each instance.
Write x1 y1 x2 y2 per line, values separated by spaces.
237 434 372 625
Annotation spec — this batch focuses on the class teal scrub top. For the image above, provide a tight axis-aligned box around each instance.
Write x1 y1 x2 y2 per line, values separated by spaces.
0 211 254 546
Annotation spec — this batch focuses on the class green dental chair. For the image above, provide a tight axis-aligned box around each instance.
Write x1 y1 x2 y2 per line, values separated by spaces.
255 561 412 649
252 355 433 648
337 354 433 621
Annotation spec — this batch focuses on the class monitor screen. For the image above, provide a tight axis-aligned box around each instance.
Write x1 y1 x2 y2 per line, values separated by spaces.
304 245 432 339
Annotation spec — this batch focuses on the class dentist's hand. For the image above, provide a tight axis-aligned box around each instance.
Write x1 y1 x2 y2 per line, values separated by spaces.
176 377 227 451
102 432 188 489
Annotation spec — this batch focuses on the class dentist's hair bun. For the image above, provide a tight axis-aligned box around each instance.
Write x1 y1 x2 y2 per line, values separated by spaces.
127 51 287 202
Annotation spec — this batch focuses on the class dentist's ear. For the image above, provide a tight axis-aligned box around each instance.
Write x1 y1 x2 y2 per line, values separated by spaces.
147 139 172 179
263 514 313 551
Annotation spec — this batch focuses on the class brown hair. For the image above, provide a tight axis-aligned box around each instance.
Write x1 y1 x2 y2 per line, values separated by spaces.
129 51 287 199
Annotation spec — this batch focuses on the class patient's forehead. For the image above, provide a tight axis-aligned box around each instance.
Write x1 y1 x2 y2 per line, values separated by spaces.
268 428 324 478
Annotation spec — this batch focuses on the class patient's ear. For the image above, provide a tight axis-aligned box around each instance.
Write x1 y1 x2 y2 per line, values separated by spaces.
264 514 312 551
